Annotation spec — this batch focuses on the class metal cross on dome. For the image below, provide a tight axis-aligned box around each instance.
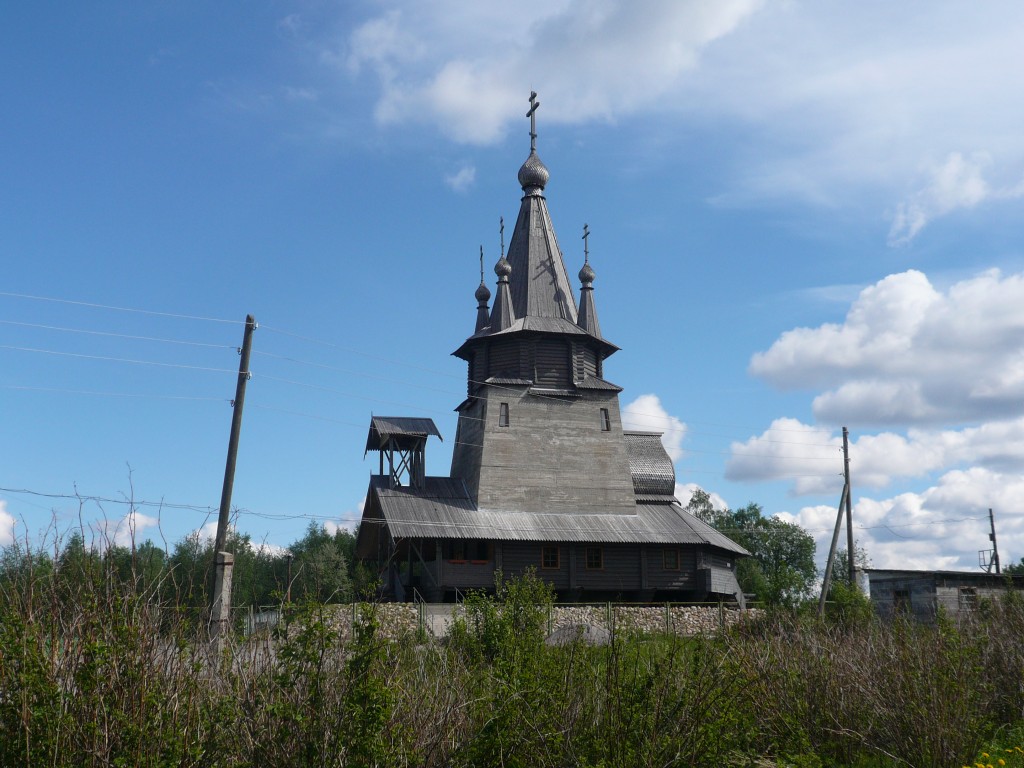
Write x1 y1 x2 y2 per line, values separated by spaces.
527 91 540 152
582 223 590 263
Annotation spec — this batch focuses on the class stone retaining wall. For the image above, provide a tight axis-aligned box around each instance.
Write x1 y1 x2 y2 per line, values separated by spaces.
310 603 759 641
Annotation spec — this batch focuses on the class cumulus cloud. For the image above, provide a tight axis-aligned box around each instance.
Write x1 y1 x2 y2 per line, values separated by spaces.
728 415 1024 495
725 418 843 494
0 500 15 547
444 165 476 192
782 467 1024 571
750 269 1024 426
342 0 763 144
621 393 687 461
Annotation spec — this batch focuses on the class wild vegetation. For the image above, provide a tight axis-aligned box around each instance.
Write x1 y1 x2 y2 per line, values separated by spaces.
2 537 1024 768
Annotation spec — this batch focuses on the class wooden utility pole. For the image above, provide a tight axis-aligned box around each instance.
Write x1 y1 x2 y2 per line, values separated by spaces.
818 483 850 616
843 427 855 584
211 314 256 641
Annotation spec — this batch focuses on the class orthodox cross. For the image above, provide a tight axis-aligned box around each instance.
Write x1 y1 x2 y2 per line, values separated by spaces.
527 91 540 152
479 245 484 283
582 223 590 263
499 216 505 257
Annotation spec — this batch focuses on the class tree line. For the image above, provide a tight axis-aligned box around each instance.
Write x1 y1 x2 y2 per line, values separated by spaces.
0 521 361 609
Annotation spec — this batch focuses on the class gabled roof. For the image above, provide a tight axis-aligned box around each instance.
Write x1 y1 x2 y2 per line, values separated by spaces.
364 416 442 452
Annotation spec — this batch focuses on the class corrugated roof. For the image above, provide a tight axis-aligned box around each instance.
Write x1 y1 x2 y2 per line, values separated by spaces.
365 416 442 452
360 475 747 554
624 431 676 496
575 375 622 391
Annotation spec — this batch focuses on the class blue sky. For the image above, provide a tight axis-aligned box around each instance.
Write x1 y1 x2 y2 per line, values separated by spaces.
4 1 1024 571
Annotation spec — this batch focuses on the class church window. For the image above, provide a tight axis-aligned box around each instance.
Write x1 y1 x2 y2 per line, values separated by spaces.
585 546 603 570
499 402 510 427
663 548 680 570
541 545 560 569
600 408 610 431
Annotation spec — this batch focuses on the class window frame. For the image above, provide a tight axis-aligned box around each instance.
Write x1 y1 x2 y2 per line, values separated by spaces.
600 407 611 431
585 546 604 570
541 544 560 570
498 402 510 427
662 548 680 571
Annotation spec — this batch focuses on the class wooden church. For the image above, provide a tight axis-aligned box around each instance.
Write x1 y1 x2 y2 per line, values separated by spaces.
355 93 748 604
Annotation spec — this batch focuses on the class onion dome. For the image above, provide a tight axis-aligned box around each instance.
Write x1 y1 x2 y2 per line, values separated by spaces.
475 247 492 333
579 260 596 286
495 255 513 278
518 151 550 193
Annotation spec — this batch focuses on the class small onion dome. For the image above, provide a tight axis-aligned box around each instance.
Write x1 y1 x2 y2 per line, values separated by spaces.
579 260 596 286
495 255 513 278
517 150 550 191
475 280 491 302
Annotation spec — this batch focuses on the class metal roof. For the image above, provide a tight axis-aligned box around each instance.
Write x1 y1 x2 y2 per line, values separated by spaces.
358 475 747 555
365 416 442 452
576 374 622 392
624 431 676 496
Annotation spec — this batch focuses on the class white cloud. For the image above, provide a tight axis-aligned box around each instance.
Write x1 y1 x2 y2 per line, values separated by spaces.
0 500 15 547
621 393 687 461
782 467 1024 571
444 165 476 192
728 415 1024 495
725 418 842 495
750 269 1024 426
327 2 1024 232
341 0 764 144
888 152 1024 244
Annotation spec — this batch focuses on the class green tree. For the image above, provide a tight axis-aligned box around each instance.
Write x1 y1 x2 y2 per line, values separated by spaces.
685 490 817 607
286 522 352 603
1004 556 1024 575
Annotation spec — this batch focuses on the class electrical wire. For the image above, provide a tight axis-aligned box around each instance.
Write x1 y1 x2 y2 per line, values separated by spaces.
0 319 237 349
0 344 240 373
0 291 243 324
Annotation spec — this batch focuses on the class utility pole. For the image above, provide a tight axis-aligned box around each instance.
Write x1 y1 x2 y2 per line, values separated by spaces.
211 314 256 642
989 508 1001 574
818 483 850 615
843 427 855 584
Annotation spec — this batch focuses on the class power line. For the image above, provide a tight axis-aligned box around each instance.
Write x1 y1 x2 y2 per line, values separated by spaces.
0 291 243 324
2 384 229 403
0 319 237 349
0 486 217 514
1 344 239 373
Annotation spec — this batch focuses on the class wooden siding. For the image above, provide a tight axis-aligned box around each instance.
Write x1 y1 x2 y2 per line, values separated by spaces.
472 387 637 515
573 544 642 591
450 399 486 500
534 339 570 387
439 559 496 589
489 341 520 378
501 541 571 589
646 547 699 590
